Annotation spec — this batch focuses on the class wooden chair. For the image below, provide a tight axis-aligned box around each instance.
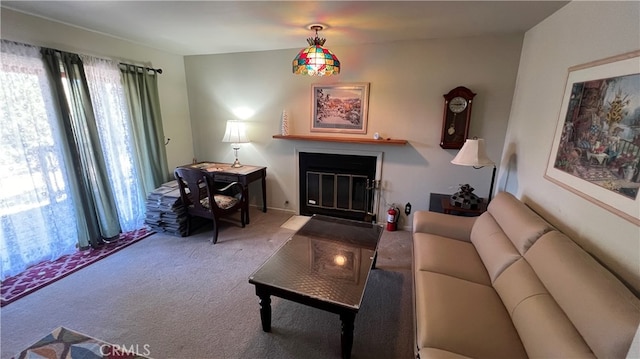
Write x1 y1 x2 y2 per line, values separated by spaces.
174 167 246 244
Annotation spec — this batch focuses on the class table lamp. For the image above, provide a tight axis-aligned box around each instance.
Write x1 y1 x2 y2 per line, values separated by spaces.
222 120 250 168
451 138 497 203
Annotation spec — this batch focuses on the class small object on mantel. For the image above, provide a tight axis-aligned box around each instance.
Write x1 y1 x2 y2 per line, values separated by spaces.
281 110 289 136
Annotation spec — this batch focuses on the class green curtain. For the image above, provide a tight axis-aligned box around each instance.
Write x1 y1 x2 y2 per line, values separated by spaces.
41 49 121 247
120 65 169 195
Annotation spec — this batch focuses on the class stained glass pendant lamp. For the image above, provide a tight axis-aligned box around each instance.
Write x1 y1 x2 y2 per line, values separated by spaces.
292 24 340 76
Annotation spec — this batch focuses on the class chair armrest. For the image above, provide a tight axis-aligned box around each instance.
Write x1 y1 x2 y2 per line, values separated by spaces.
412 210 476 242
215 182 246 203
216 181 243 194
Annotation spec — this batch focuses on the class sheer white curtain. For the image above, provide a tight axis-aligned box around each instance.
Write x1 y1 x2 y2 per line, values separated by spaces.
0 41 78 279
81 56 146 232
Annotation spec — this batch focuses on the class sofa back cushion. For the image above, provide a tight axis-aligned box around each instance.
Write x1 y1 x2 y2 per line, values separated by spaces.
525 231 640 359
494 257 596 358
470 192 554 283
470 213 521 283
486 192 554 255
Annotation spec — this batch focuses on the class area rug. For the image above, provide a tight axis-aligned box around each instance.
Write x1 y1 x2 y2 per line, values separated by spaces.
12 326 151 359
280 215 311 231
1 228 153 307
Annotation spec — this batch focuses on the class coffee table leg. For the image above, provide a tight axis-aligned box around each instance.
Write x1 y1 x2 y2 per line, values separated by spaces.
256 289 271 332
244 187 251 224
261 175 267 213
372 252 378 269
340 312 355 359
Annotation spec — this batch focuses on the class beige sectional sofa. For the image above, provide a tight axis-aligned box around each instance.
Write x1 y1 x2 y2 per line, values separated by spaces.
412 191 640 359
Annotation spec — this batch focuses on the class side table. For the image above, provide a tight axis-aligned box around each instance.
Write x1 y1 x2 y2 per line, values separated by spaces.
429 193 486 217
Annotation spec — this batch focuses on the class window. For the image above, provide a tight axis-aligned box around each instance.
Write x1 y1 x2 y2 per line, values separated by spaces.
0 41 78 279
0 42 147 279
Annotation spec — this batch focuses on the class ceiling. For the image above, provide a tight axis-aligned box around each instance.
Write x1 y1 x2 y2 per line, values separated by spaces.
2 1 569 56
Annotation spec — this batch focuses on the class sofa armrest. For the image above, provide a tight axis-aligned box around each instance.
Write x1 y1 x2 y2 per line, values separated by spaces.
412 210 476 242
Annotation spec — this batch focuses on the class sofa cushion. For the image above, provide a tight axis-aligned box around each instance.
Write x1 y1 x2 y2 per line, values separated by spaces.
413 210 476 243
493 258 547 315
470 213 521 283
487 192 554 255
414 233 490 286
494 257 595 358
511 294 596 358
525 231 640 359
414 271 527 359
418 348 473 359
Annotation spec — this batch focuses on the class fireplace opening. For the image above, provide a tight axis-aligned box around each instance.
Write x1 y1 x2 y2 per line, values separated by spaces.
299 152 377 222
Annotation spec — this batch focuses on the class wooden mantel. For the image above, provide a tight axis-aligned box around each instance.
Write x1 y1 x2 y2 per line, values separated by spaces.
272 134 408 145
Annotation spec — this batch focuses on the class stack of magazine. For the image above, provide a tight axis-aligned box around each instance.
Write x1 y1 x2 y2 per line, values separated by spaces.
144 180 188 236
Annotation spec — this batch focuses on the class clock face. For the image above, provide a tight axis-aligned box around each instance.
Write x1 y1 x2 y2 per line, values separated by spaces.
449 96 468 113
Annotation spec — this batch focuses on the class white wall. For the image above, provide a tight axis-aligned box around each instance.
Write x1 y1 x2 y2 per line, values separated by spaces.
184 34 524 227
502 1 640 292
1 8 194 174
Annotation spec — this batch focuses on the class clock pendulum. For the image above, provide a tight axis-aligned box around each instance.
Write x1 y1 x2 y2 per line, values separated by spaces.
448 113 457 135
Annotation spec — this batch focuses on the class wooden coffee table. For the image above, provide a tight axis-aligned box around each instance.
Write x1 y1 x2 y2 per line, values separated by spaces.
248 215 383 359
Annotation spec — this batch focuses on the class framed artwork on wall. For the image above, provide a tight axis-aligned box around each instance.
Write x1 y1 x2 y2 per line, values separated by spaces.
544 50 640 225
311 83 369 134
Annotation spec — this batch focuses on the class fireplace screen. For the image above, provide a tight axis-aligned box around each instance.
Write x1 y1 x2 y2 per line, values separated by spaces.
299 152 376 221
306 172 369 213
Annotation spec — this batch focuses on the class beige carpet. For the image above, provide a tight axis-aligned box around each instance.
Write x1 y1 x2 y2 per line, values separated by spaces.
0 208 413 359
279 215 311 231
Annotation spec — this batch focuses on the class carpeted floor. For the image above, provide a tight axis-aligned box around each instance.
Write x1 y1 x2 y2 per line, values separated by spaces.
0 208 414 359
1 228 154 307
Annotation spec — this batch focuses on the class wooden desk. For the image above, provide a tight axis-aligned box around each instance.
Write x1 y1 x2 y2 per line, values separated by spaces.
180 162 267 224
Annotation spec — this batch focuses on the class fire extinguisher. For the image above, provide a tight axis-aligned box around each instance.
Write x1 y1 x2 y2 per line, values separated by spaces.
387 205 398 231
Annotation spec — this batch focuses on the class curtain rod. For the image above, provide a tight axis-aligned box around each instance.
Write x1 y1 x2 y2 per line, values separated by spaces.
119 62 163 74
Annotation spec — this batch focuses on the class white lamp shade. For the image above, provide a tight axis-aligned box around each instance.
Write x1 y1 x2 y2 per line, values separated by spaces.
451 138 494 167
221 120 250 143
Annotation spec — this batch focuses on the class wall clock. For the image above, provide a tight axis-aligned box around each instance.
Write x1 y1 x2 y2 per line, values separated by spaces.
440 86 476 149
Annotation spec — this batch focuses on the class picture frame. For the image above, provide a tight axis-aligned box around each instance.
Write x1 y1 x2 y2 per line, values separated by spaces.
544 50 640 225
311 83 370 134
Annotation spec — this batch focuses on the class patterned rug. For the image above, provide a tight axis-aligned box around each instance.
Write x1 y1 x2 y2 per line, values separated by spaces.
12 326 150 358
1 228 153 307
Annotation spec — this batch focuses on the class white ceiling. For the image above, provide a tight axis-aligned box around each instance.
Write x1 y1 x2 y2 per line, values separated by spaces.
2 1 569 56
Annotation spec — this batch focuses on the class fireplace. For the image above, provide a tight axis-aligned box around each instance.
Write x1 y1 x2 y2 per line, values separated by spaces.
299 151 378 222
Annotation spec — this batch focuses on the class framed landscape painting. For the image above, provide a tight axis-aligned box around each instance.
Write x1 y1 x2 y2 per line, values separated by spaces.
544 50 640 225
311 83 369 134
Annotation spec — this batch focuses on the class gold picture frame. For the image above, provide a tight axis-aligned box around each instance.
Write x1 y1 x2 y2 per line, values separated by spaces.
544 50 640 225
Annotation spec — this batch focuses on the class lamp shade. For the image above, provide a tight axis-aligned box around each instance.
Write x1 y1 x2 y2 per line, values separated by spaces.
221 120 249 144
292 25 340 76
293 45 340 76
451 138 494 167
